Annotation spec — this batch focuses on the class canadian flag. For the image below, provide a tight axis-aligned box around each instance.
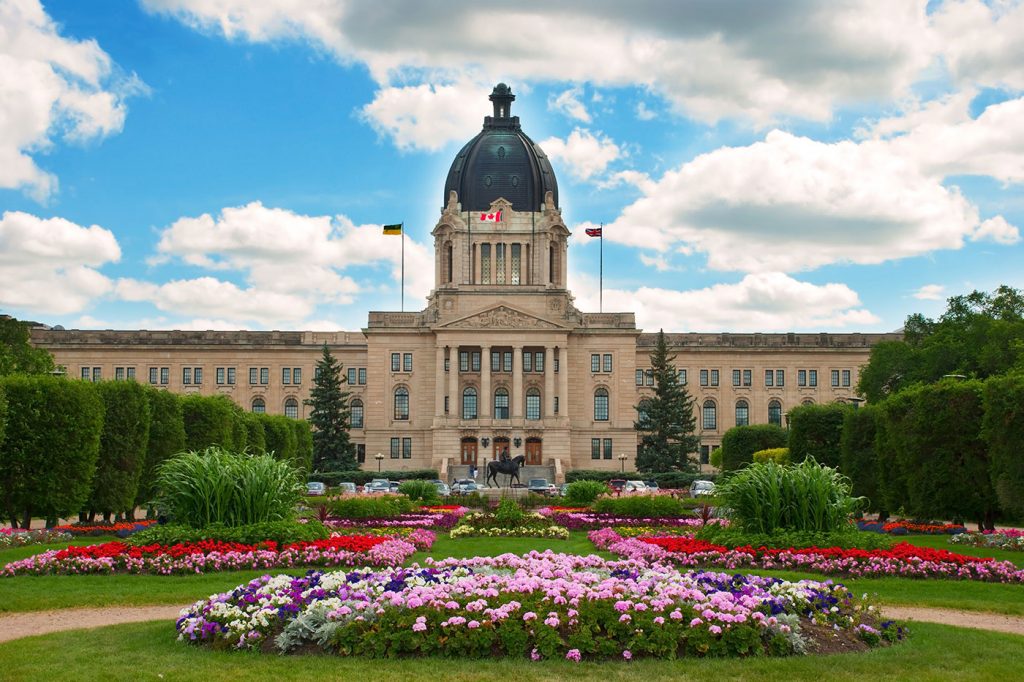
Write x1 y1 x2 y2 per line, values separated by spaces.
479 210 502 222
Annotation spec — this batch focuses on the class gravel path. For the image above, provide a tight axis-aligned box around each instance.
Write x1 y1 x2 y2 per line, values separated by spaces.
881 606 1024 637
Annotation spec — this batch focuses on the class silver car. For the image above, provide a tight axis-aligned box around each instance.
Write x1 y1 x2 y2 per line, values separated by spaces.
689 480 716 497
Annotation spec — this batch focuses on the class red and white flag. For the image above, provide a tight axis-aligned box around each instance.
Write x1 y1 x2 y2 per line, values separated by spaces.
479 210 502 222
585 226 602 237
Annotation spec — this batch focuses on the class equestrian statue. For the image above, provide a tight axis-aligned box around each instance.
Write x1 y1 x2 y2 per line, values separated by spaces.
485 454 525 489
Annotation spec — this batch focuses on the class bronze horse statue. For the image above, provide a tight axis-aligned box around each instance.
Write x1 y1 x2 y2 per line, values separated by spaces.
485 454 526 489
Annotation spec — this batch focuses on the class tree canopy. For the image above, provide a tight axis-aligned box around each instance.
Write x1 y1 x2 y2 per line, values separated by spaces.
0 316 55 376
305 344 356 471
634 330 699 473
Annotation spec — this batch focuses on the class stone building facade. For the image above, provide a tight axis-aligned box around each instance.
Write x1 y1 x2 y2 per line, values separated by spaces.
30 85 899 480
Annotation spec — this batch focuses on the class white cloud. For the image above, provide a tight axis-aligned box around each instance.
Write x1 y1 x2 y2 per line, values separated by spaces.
638 253 675 272
569 271 879 332
0 210 120 314
548 87 591 123
635 101 656 121
971 216 1020 245
358 80 483 152
0 0 142 199
540 129 621 181
913 284 946 300
932 0 1024 90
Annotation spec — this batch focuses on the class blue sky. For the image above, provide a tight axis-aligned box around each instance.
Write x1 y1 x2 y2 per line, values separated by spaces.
1 0 1021 333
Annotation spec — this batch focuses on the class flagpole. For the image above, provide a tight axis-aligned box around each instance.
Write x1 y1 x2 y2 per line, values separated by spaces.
401 222 405 312
599 222 603 313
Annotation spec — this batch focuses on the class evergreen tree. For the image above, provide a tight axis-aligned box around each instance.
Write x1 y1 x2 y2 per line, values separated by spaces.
634 330 699 472
305 344 355 471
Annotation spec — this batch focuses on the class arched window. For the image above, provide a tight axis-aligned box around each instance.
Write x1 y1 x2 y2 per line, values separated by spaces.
702 400 717 430
735 400 749 426
802 398 815 406
526 388 541 420
251 397 265 414
768 400 782 427
394 386 409 420
594 388 609 421
462 387 478 420
445 243 453 283
284 398 299 419
637 399 652 428
494 388 509 419
350 399 364 429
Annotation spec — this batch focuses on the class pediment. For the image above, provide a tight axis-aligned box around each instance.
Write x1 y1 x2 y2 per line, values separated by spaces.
440 304 567 330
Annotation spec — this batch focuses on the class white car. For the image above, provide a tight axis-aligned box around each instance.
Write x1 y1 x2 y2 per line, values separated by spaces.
689 480 716 497
624 480 648 493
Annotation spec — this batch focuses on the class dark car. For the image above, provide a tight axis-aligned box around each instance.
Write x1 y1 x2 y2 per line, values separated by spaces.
608 479 626 494
527 478 554 496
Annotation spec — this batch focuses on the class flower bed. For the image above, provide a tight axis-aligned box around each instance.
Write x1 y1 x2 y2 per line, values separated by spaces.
950 530 1024 551
53 520 158 538
542 511 728 532
176 551 900 659
450 525 569 540
592 530 1024 583
0 528 73 548
326 510 465 530
856 520 966 536
1 533 432 576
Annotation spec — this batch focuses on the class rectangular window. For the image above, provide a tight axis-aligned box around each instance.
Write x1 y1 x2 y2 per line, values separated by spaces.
646 369 654 386
636 369 644 386
149 367 158 384
743 369 751 387
217 367 225 385
390 437 400 458
809 370 817 387
260 367 269 385
480 243 491 283
554 396 559 414
358 368 366 385
444 396 449 414
511 244 521 285
798 369 807 387
227 367 235 385
503 352 512 372
402 437 412 459
182 367 192 385
678 369 687 385
765 369 774 387
523 351 532 372
491 351 501 372
732 369 741 386
356 444 365 463
92 367 101 382
444 357 450 372
703 403 717 430
534 352 544 372
82 367 90 381
603 439 613 460
831 369 840 387
591 438 601 460
250 367 258 385
391 353 400 372
282 368 291 385
115 367 125 381
348 368 357 385
315 367 322 380
496 243 506 284
591 354 600 373
403 353 412 372
160 367 169 385
603 354 613 372
471 352 481 372
842 369 851 387
775 369 784 387
126 367 135 380
710 369 719 386
292 368 301 384
194 368 203 385
460 351 469 372
700 369 709 386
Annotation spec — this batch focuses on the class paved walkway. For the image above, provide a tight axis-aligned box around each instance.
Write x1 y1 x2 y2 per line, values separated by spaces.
1 604 1023 644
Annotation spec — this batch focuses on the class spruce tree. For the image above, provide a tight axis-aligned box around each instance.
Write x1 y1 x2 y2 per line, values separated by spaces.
634 329 699 473
305 344 355 472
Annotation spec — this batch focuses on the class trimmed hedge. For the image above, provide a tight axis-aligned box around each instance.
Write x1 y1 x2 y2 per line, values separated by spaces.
564 470 716 489
983 374 1024 518
241 412 266 455
752 447 790 465
313 470 438 486
592 495 689 518
293 420 313 473
135 388 187 512
875 390 911 517
181 394 240 451
0 386 6 457
720 424 788 471
88 380 151 519
0 376 104 527
787 403 849 468
563 480 609 506
127 520 331 546
328 495 414 519
839 405 883 514
259 414 298 465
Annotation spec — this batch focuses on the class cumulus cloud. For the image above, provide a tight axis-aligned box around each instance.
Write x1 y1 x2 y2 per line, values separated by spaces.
548 87 591 123
932 0 1024 90
568 271 879 332
358 80 483 152
0 210 120 314
912 284 946 301
971 216 1020 245
540 129 621 181
0 0 143 199
635 101 656 121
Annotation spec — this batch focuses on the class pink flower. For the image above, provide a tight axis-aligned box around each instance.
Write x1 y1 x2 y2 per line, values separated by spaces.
530 648 541 661
566 649 581 662
622 650 632 660
709 625 722 635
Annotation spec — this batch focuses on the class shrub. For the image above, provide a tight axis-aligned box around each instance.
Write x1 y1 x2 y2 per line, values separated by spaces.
259 414 298 465
493 497 526 526
293 420 313 473
127 520 331 546
695 524 893 551
563 469 716 489
563 480 608 506
983 374 1024 519
314 470 439 486
328 495 414 519
398 480 439 504
709 447 722 469
241 412 266 454
0 376 104 528
155 447 303 528
0 386 6 458
839 405 882 514
753 447 790 465
717 459 862 534
875 391 911 518
181 394 239 451
787 403 849 468
592 495 688 518
135 388 187 514
720 424 788 471
88 380 152 519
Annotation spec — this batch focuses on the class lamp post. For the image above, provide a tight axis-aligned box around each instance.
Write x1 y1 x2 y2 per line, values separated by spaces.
374 452 384 473
618 453 626 473
848 397 865 411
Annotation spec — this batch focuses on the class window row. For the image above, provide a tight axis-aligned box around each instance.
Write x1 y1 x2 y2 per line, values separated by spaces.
479 242 524 285
590 353 613 373
251 397 300 418
699 399 787 430
390 437 413 459
635 368 687 386
390 353 414 372
456 350 553 373
590 438 615 459
346 367 368 385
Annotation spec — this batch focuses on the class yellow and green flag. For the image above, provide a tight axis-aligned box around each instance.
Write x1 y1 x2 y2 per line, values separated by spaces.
382 223 403 235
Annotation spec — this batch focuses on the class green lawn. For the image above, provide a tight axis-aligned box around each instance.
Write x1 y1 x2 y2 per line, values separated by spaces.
897 533 1024 568
0 620 1021 682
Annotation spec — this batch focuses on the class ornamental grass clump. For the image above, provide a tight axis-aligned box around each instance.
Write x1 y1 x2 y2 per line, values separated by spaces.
718 459 862 534
155 447 302 528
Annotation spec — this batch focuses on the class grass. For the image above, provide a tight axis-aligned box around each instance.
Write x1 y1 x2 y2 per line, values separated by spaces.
0 621 1022 681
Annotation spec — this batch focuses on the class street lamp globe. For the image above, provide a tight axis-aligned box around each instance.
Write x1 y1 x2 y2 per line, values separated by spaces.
618 453 627 473
374 452 384 473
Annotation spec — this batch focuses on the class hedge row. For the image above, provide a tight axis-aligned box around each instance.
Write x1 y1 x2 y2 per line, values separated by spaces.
312 470 439 486
564 470 717 489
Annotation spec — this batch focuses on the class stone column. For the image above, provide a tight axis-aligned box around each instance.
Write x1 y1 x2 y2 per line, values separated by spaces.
512 344 523 419
558 346 568 419
435 345 446 417
448 345 458 417
480 345 491 418
544 346 555 418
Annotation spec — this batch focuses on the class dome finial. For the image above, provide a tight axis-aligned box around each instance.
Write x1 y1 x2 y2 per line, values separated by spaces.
489 83 515 119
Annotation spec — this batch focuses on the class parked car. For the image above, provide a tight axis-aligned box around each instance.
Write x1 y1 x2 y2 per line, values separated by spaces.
338 482 357 495
453 481 487 495
306 481 326 496
527 478 554 496
431 480 451 496
689 480 716 497
558 483 570 497
623 480 648 493
363 479 391 494
643 480 660 491
389 481 401 493
608 479 627 494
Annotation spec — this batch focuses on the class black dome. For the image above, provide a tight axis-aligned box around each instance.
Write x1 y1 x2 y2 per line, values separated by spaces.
443 84 559 213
